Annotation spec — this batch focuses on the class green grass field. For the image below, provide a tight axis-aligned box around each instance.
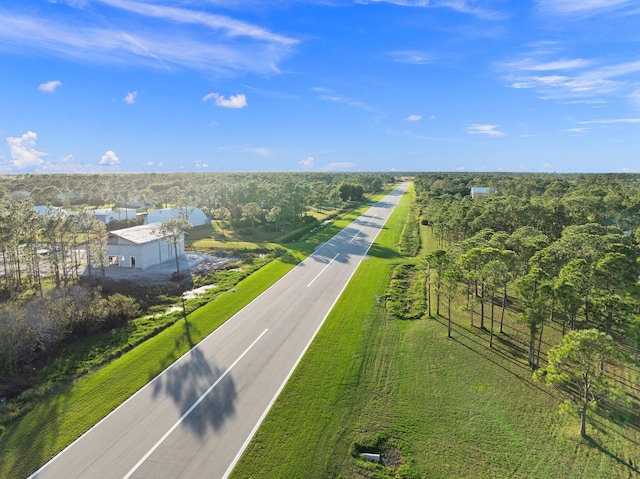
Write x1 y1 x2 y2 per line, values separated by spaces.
230 192 640 478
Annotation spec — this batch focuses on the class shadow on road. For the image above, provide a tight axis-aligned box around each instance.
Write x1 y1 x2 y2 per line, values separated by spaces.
151 346 237 440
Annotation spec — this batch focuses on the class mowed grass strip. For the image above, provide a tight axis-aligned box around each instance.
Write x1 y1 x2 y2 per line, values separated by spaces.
230 194 640 478
229 196 410 479
0 198 383 479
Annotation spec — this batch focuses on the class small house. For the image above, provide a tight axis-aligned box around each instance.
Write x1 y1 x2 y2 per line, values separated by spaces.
106 223 184 270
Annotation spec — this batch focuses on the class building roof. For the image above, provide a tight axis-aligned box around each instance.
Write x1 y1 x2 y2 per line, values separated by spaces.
33 205 66 215
144 206 209 226
109 223 175 245
470 187 497 194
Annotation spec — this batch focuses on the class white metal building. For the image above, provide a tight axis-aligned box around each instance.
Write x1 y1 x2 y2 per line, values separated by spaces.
106 223 184 270
144 207 209 227
94 208 137 224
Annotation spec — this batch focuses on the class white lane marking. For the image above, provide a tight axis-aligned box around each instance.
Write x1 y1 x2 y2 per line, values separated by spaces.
221 192 402 479
306 253 339 288
350 227 364 242
122 329 269 479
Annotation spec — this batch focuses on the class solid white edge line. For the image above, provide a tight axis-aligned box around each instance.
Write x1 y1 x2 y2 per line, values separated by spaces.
123 328 268 479
221 185 404 479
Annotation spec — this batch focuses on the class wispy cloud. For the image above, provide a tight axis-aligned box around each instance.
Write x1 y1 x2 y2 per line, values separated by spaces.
537 0 636 15
203 92 248 108
319 161 356 172
124 91 137 104
96 0 296 45
466 124 505 136
195 161 210 168
389 50 433 65
579 118 640 124
507 58 594 71
245 147 272 156
362 0 506 19
407 114 422 121
0 2 297 75
315 88 374 112
502 53 640 103
38 80 62 93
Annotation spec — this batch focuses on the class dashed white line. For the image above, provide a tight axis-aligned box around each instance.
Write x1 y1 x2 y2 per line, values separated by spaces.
306 253 339 288
122 329 269 479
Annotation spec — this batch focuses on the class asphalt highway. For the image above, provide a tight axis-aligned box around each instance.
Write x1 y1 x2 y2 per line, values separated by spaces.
28 183 408 479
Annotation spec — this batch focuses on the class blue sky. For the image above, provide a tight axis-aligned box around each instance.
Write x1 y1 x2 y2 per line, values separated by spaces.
1 0 640 174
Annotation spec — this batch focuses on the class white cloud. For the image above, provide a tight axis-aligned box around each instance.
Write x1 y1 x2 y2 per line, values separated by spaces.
509 58 594 71
203 92 248 108
537 0 634 14
466 124 505 136
96 0 296 45
246 147 271 156
195 161 210 168
125 91 138 104
567 127 589 133
407 114 422 121
99 150 121 165
503 54 640 103
579 118 640 124
146 161 154 166
365 0 506 19
389 50 433 65
319 162 356 172
6 131 48 169
300 156 314 170
317 91 374 112
0 3 297 75
38 80 62 93
40 154 95 173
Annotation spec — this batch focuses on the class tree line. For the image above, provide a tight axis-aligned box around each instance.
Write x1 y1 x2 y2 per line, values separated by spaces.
411 173 640 436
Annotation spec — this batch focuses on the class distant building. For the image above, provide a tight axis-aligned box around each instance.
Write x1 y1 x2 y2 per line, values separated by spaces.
93 208 137 224
144 207 209 227
10 191 31 200
33 205 65 216
56 191 80 201
470 187 498 200
106 223 184 270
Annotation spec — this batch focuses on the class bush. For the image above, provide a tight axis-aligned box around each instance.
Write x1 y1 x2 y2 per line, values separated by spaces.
0 286 141 377
398 204 421 256
105 294 141 328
